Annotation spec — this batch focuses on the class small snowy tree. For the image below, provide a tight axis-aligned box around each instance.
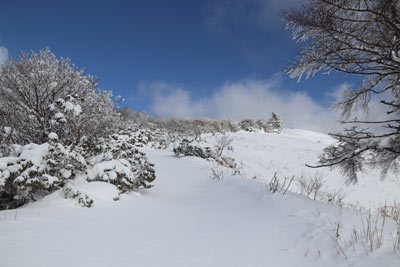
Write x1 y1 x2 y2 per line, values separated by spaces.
215 135 233 157
266 113 283 133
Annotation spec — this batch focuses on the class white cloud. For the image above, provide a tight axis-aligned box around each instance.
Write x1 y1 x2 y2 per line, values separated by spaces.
142 74 390 133
152 87 206 118
146 74 346 132
0 46 8 65
139 81 206 118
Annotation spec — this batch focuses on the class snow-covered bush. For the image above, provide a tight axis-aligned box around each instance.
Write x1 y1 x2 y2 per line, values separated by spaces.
237 115 283 133
87 134 156 190
215 156 237 170
0 158 33 210
256 119 269 132
115 120 178 150
0 138 89 207
117 107 285 147
0 133 156 209
0 145 61 206
62 186 94 208
118 125 173 150
239 119 257 132
46 135 88 180
0 48 157 210
220 119 240 133
147 130 175 149
173 139 214 159
174 137 239 175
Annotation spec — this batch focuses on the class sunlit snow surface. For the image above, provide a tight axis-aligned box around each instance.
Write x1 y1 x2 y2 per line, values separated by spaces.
200 129 400 210
0 130 399 266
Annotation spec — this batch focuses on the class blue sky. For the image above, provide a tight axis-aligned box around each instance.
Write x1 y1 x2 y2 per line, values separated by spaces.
0 0 363 130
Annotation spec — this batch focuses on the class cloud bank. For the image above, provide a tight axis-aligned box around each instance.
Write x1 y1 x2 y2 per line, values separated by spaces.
0 46 8 65
143 75 335 132
142 74 390 133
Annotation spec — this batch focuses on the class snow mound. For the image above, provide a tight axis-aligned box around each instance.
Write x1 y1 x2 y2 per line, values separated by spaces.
69 181 120 202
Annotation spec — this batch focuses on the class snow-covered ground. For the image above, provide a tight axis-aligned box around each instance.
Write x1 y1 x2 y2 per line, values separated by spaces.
0 129 399 266
199 129 400 210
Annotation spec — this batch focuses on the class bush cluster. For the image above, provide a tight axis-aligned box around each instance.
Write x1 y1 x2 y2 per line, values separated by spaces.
0 48 156 210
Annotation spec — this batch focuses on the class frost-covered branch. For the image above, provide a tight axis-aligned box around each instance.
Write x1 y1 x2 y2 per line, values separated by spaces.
283 0 400 182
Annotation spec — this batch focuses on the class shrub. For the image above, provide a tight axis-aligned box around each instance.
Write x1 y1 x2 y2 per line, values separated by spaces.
239 119 257 132
0 48 157 210
87 133 156 190
0 138 88 207
174 137 240 175
0 133 156 209
173 139 214 159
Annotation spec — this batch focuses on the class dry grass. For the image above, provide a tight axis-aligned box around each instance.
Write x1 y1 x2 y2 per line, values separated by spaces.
382 203 400 253
210 167 224 181
297 173 325 200
335 203 400 257
268 172 294 195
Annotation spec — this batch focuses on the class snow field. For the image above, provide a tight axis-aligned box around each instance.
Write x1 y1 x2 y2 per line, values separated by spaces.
0 147 399 266
199 129 400 211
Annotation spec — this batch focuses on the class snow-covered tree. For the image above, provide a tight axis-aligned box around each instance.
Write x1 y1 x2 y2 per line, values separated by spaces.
283 0 400 183
239 119 257 132
214 135 233 157
0 48 117 146
49 91 119 148
0 49 157 210
267 113 283 133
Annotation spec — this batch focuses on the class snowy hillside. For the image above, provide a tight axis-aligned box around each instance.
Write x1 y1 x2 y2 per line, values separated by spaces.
0 129 399 267
196 129 400 211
